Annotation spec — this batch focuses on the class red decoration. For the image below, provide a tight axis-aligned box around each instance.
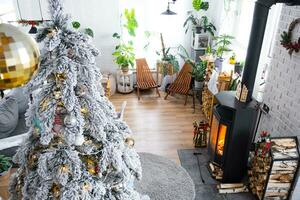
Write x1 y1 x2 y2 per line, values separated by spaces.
18 20 41 26
54 115 63 125
280 18 300 55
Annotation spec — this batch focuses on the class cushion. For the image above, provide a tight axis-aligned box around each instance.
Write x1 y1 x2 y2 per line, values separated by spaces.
0 97 19 139
7 87 29 114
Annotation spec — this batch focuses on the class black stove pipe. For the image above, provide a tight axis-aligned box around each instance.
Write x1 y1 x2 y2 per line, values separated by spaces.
241 0 300 102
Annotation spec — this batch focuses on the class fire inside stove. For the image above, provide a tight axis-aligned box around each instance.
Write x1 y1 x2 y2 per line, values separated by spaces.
217 124 227 156
210 115 228 158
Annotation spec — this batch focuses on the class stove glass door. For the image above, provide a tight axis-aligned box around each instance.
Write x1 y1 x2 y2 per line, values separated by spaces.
216 124 227 156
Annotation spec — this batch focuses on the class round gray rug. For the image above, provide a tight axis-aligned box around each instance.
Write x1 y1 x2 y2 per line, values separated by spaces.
136 153 195 200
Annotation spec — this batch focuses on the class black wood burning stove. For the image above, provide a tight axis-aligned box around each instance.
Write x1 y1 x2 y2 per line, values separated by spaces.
209 92 258 183
208 0 300 183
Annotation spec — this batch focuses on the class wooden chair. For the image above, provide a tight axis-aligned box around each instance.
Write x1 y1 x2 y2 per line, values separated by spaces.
136 58 160 100
164 62 193 105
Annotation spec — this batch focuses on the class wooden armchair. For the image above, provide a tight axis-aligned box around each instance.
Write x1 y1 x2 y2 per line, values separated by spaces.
164 62 193 105
136 58 160 100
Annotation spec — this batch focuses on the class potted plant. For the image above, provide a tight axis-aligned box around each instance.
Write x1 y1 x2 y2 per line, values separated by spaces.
192 0 209 11
234 61 244 75
188 60 207 89
0 154 12 183
112 34 135 73
184 14 216 36
112 8 138 73
213 34 234 72
156 33 180 76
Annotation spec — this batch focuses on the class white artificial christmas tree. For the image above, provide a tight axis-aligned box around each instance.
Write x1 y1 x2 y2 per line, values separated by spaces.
9 0 148 199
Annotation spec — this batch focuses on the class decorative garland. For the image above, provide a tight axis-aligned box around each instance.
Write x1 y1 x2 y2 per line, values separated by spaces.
280 18 300 55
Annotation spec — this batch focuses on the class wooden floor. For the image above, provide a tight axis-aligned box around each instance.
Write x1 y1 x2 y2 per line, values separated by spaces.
110 89 205 163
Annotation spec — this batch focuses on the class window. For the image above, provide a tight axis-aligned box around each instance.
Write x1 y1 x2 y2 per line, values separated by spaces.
119 0 190 68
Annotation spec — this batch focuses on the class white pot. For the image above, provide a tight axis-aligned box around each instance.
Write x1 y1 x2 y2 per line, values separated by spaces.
194 80 204 89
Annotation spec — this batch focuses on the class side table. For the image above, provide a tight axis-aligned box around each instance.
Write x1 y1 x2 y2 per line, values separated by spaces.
117 70 134 94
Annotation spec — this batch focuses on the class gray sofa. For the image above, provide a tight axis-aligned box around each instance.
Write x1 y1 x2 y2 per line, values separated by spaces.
0 87 29 157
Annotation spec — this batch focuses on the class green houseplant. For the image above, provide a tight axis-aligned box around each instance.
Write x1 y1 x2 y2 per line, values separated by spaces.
192 0 209 11
112 8 138 72
213 34 234 71
123 8 138 37
188 60 207 88
112 34 135 73
156 33 180 76
234 61 244 75
0 154 12 183
184 14 216 36
184 1 215 35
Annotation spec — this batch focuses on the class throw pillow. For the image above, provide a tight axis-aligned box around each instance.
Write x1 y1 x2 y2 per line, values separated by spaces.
0 97 19 139
7 87 29 114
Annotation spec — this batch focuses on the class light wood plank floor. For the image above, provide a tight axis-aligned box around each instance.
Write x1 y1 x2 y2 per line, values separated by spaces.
110 89 205 163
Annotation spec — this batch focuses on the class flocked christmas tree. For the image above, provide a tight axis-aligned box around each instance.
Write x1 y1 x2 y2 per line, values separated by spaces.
9 0 148 199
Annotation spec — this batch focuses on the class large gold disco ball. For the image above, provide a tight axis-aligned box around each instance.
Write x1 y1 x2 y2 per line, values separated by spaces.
0 23 40 89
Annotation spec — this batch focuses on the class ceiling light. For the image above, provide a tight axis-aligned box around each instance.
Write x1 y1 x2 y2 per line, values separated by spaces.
162 0 177 15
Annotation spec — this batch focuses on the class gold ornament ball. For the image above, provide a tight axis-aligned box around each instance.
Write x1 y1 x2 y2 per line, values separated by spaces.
125 137 135 148
0 24 40 89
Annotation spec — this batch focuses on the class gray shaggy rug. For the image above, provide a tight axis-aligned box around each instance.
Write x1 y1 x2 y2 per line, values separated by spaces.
136 153 195 200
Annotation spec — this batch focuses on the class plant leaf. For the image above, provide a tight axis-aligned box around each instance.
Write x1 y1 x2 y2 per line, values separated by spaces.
72 21 81 29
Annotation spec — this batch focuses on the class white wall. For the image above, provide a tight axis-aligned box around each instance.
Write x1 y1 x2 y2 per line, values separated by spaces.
12 0 121 73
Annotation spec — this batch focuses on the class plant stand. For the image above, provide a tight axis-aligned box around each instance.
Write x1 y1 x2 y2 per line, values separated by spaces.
117 70 134 94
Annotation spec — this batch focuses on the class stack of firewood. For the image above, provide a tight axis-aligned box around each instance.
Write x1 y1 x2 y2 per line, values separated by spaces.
249 137 299 200
202 89 214 123
217 183 248 194
248 149 272 199
209 162 223 180
201 57 215 124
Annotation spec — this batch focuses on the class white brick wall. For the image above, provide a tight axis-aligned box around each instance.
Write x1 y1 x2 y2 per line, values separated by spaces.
258 5 300 199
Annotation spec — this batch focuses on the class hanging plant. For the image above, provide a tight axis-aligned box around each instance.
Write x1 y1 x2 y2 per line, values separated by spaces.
124 8 138 37
280 18 300 56
192 0 209 11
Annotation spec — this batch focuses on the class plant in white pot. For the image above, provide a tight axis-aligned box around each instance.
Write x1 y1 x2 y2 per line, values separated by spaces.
112 8 138 73
189 60 207 89
112 34 135 73
213 34 234 72
0 154 12 183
